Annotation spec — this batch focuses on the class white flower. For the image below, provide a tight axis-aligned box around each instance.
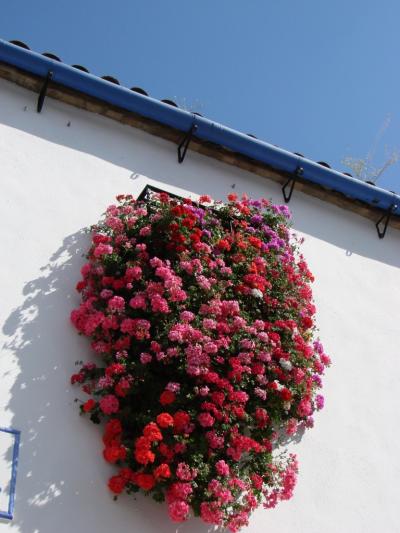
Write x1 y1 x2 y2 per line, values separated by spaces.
279 358 293 371
251 288 263 299
283 401 291 412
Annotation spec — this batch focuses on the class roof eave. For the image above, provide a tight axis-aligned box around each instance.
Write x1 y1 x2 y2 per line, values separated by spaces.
0 39 399 219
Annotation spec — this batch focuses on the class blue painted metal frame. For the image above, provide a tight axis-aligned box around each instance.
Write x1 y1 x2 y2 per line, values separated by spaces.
0 39 399 218
0 427 20 520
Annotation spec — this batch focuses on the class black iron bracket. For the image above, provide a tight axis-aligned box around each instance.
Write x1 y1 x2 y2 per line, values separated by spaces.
136 185 152 202
282 166 304 203
177 124 198 163
137 184 183 203
37 70 53 113
375 203 397 239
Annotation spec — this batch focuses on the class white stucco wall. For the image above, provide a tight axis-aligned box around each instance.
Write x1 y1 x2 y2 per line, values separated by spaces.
0 77 399 533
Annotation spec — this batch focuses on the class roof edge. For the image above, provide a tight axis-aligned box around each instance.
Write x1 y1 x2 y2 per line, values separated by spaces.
0 39 399 218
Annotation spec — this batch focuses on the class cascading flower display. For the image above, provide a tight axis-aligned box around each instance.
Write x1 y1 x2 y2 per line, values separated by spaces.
71 190 330 531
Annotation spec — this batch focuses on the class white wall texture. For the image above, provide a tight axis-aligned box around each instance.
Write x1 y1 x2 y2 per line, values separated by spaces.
0 77 399 533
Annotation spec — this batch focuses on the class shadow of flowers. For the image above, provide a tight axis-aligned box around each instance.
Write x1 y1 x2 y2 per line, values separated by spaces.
1 230 214 533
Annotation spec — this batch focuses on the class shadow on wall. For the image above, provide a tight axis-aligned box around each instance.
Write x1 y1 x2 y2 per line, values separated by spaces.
1 231 214 533
0 80 399 269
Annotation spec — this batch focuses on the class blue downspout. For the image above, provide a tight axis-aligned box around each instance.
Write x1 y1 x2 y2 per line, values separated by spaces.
0 39 399 216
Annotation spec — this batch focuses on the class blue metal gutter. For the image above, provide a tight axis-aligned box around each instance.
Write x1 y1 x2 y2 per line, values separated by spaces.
1 39 399 216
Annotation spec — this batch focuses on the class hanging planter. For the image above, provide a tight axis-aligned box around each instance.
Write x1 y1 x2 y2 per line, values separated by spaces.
70 189 330 531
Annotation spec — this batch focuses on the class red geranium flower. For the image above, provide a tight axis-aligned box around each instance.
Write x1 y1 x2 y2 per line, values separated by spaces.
143 422 163 442
173 411 190 433
154 463 171 480
108 475 126 494
156 413 174 428
82 399 96 412
160 391 176 405
135 473 156 491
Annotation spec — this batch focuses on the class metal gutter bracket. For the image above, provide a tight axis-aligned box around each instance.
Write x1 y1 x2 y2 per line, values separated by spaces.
137 184 185 203
177 124 198 163
37 70 53 113
282 166 304 203
376 203 397 239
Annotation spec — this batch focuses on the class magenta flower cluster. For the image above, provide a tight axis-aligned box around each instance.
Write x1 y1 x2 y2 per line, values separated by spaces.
70 192 331 531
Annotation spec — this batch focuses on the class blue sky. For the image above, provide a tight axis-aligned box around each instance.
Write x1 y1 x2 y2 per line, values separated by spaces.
2 0 399 192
